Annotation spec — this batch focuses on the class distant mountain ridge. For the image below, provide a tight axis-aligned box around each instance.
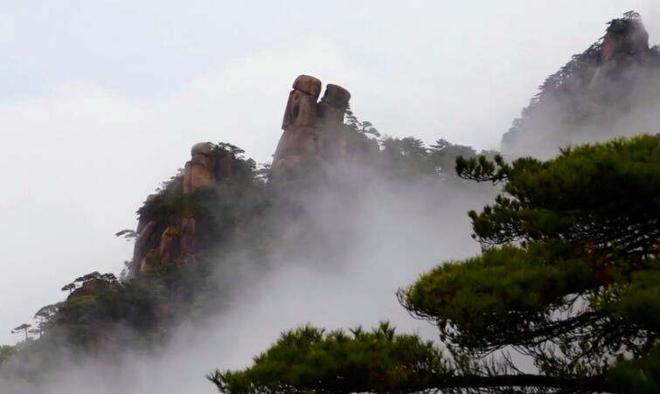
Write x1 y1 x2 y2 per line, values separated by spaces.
502 11 660 158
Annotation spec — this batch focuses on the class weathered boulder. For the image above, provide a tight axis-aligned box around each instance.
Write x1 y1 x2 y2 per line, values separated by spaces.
191 141 213 156
282 75 321 130
292 74 322 98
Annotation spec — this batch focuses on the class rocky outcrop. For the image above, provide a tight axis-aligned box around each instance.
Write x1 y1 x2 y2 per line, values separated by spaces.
128 143 244 278
318 84 351 125
183 142 215 193
272 75 375 175
501 13 660 158
128 75 377 278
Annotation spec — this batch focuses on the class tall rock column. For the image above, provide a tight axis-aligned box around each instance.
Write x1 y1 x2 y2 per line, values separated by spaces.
271 75 354 174
317 84 352 162
183 142 215 193
318 84 351 126
272 75 322 174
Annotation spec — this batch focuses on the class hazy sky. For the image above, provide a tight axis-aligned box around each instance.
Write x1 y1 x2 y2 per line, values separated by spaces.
1 1 659 344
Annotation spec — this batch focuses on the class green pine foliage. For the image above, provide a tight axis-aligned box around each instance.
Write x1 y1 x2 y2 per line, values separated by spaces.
209 323 446 394
380 136 494 178
460 135 660 258
400 243 598 351
212 135 660 393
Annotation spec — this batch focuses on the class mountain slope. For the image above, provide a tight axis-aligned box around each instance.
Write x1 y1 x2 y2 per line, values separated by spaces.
502 12 660 158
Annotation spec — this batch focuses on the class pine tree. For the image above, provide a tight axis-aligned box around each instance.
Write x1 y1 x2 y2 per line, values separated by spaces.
210 135 660 393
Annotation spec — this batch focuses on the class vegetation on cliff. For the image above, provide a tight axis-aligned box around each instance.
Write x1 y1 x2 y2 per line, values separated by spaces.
503 12 660 157
0 142 272 380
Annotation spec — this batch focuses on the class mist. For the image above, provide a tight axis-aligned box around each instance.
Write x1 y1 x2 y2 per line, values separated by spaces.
502 63 660 159
2 164 494 393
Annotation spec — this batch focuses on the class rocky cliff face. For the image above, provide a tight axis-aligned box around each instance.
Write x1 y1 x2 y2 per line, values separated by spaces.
502 12 660 158
128 143 248 278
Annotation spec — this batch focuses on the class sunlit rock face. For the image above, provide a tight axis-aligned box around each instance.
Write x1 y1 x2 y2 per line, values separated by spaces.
501 13 660 159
